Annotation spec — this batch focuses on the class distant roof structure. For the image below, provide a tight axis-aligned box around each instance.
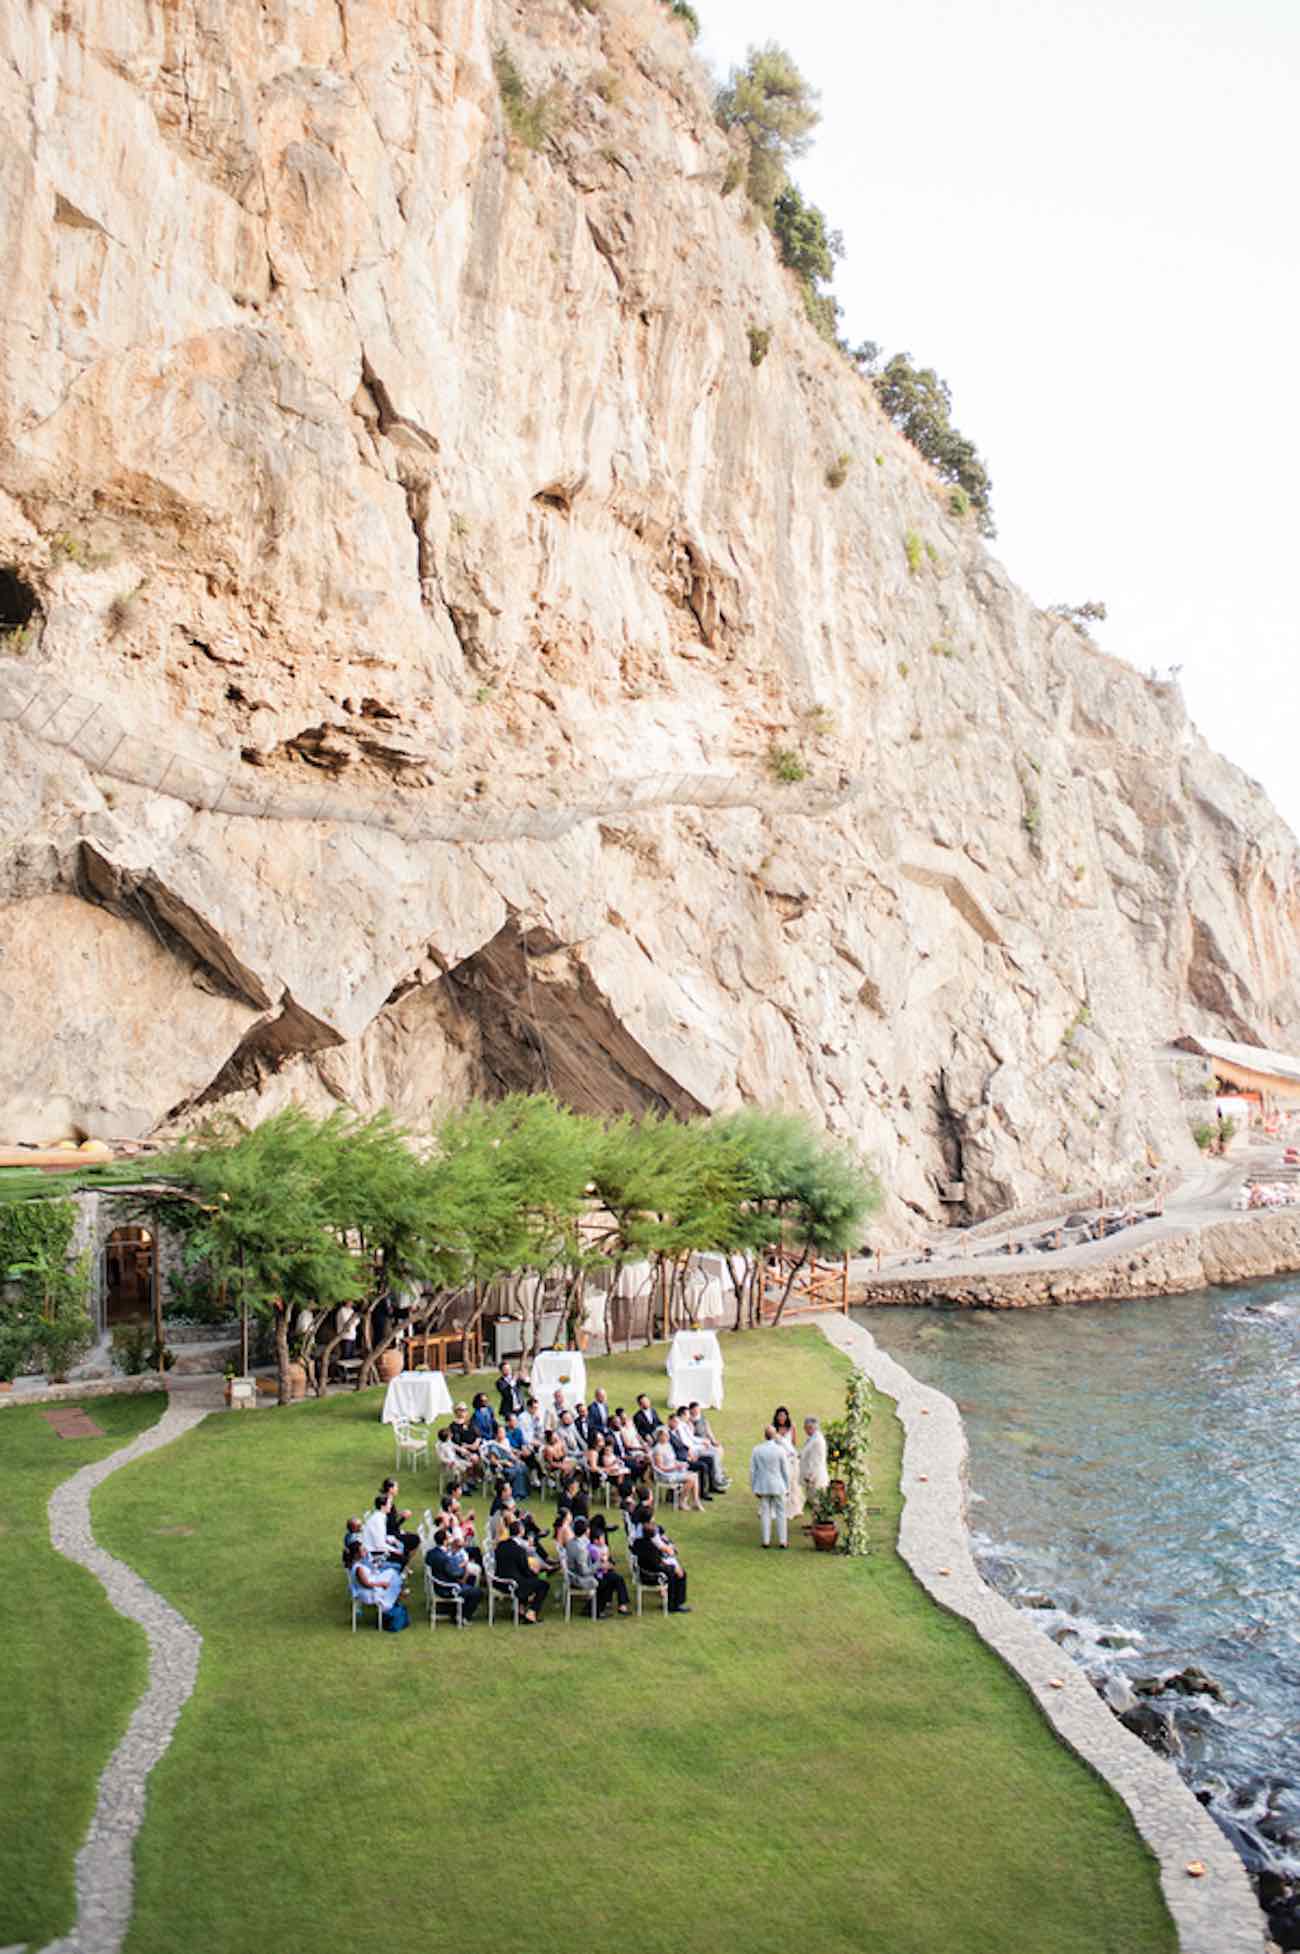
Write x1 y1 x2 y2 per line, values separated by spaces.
1175 1034 1300 1094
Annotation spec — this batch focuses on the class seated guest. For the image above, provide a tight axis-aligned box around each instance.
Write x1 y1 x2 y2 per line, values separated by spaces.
504 1411 533 1461
425 1527 482 1620
633 1393 661 1447
557 1410 585 1461
492 1519 550 1623
565 1515 630 1617
651 1429 703 1511
470 1392 496 1443
625 1496 654 1544
553 1504 576 1555
380 1477 421 1560
540 1429 569 1481
447 1404 482 1466
519 1396 543 1448
632 1520 690 1613
545 1387 568 1433
667 1414 719 1499
557 1468 589 1520
362 1493 400 1563
484 1422 531 1499
436 1428 474 1490
341 1515 364 1567
612 1411 651 1481
594 1436 630 1496
345 1538 404 1615
688 1402 728 1486
439 1493 482 1567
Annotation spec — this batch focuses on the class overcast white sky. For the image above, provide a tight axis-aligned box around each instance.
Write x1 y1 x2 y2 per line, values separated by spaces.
698 0 1300 835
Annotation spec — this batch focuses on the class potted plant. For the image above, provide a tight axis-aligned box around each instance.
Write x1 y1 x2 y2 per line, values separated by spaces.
823 1416 849 1510
286 1338 310 1400
808 1482 841 1552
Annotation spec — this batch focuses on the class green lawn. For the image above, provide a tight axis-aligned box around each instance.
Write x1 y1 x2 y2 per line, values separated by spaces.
85 1331 1175 1954
0 1390 166 1946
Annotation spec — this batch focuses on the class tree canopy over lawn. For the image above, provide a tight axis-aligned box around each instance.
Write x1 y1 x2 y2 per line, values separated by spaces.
140 1099 878 1401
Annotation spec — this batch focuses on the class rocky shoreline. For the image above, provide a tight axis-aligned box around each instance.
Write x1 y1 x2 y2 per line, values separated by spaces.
983 1576 1300 1951
852 1211 1300 1309
814 1314 1268 1954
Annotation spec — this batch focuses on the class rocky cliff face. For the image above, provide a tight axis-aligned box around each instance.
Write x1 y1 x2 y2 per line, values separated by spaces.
2 0 1298 1233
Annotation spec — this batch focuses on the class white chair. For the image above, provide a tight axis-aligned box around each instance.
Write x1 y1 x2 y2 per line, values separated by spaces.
393 1418 430 1474
630 1558 670 1617
424 1563 468 1630
561 1561 601 1624
651 1466 686 1511
481 1544 521 1628
417 1507 438 1553
345 1571 386 1632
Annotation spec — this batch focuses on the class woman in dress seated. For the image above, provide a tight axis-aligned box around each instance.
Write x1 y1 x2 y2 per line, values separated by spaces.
345 1539 404 1616
651 1428 703 1511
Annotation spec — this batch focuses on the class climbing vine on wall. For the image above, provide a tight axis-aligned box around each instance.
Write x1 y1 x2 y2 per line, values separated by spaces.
0 1199 93 1380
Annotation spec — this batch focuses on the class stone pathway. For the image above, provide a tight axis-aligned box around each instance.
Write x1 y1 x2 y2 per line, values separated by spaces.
816 1313 1269 1954
29 1399 209 1954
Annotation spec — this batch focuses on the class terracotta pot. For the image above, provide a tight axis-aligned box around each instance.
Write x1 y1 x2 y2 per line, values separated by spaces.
377 1347 403 1383
829 1477 847 1511
285 1360 308 1401
811 1521 840 1553
0 1380 12 1393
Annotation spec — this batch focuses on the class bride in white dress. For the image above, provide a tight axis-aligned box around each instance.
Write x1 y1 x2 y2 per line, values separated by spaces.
772 1405 804 1520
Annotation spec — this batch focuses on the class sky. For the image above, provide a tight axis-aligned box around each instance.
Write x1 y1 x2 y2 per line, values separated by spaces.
696 0 1300 836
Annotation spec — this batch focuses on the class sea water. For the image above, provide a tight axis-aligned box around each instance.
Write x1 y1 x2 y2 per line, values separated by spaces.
860 1280 1300 1878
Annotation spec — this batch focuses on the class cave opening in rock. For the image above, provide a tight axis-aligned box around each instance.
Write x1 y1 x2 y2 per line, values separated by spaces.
0 567 38 638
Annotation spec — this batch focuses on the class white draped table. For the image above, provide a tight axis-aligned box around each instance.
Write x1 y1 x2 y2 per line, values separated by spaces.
530 1349 587 1415
380 1371 453 1425
666 1328 724 1409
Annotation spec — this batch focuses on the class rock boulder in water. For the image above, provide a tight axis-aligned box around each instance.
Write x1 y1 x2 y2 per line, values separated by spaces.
1120 1703 1183 1756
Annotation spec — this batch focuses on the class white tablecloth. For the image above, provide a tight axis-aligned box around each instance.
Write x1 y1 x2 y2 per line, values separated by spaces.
530 1350 587 1414
666 1329 724 1409
381 1371 453 1425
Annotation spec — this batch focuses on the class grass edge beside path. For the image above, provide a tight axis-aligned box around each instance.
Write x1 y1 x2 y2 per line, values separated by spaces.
94 1333 1175 1954
0 1391 167 1947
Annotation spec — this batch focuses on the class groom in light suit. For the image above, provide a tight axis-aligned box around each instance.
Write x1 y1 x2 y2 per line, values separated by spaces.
749 1424 792 1548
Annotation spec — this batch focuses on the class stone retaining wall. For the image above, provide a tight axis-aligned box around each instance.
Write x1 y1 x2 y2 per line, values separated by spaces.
814 1313 1268 1954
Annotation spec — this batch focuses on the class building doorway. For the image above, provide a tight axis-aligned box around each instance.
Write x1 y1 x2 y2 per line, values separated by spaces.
103 1226 155 1327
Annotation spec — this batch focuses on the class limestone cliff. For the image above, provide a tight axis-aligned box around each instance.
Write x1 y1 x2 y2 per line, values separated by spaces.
2 0 1298 1234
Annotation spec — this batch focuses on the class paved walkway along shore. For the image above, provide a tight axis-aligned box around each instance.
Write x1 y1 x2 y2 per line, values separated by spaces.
850 1149 1300 1306
816 1313 1269 1954
25 1398 209 1954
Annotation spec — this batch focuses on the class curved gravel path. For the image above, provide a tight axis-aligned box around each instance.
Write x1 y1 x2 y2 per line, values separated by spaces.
33 1400 209 1954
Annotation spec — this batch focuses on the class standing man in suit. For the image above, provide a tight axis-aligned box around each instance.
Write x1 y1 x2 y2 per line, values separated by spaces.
496 1360 526 1420
586 1387 612 1445
800 1416 829 1499
750 1424 792 1549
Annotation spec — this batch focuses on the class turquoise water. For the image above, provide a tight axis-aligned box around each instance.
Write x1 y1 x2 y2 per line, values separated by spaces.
860 1280 1300 1877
